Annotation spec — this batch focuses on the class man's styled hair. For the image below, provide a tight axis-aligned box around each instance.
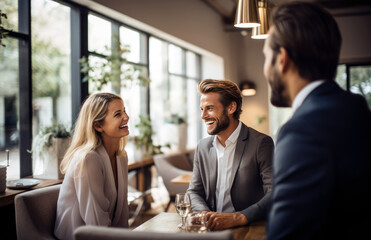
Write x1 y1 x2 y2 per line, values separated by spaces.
270 2 342 81
198 79 242 120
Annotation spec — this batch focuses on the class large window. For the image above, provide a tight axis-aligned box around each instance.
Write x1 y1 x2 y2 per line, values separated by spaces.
149 38 201 150
0 0 29 180
270 62 371 141
336 64 371 109
0 0 206 179
31 0 72 136
0 35 20 180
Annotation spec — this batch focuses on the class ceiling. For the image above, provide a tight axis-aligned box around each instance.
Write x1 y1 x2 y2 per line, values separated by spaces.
202 0 371 32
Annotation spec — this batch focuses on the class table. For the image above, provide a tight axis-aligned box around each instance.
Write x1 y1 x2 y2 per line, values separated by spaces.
134 212 266 240
171 173 192 185
0 178 62 208
0 178 63 240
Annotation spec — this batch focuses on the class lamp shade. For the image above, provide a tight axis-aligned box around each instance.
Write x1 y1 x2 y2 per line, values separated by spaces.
251 0 269 39
234 0 260 28
239 81 256 96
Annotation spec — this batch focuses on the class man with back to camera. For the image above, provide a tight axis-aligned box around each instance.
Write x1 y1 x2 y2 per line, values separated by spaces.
187 79 274 231
263 2 371 239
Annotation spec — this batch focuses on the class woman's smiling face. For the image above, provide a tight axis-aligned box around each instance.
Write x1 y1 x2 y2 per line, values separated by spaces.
98 99 130 139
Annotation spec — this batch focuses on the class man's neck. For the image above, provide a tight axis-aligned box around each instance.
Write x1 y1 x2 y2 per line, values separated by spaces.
286 70 311 106
217 119 239 147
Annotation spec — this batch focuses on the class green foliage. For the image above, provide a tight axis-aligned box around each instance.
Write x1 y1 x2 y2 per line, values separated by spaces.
349 66 371 109
254 115 267 127
165 113 186 125
29 121 70 160
0 10 9 47
133 115 169 156
33 121 70 148
32 35 65 98
80 35 150 91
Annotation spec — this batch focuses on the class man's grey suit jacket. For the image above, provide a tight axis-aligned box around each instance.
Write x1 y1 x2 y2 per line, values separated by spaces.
187 123 274 223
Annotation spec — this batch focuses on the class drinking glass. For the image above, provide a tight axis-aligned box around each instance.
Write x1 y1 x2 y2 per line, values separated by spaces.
175 193 191 229
185 212 207 233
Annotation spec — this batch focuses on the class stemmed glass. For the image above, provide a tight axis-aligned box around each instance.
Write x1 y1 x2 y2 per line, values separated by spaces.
175 193 191 229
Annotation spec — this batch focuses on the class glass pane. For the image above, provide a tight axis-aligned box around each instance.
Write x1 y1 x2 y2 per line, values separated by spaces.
335 64 347 90
350 65 371 109
169 75 186 115
87 55 111 93
120 26 146 64
0 36 19 180
186 51 198 78
32 0 72 131
0 0 18 32
187 79 199 149
149 37 168 147
168 44 183 75
88 14 111 55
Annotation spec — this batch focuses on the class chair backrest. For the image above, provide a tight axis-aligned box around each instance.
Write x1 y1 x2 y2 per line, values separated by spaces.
74 225 234 240
153 153 192 196
15 184 61 240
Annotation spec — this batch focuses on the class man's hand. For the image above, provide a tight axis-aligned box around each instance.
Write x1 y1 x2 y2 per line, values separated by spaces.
203 211 248 231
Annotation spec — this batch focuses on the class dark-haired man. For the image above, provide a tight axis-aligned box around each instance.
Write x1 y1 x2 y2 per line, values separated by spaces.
187 79 274 231
263 2 371 239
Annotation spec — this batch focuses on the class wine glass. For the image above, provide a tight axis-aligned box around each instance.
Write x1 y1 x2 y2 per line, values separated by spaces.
175 193 191 229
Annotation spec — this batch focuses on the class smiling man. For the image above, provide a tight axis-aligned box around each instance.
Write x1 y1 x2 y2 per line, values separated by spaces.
187 79 274 231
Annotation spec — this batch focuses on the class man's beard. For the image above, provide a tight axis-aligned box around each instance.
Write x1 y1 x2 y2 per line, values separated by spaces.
269 65 290 107
207 108 230 135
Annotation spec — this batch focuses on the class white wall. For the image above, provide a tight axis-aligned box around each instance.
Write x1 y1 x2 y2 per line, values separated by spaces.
80 0 371 136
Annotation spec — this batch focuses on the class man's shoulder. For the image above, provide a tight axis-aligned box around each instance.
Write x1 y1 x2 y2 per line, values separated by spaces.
197 135 214 148
243 124 273 142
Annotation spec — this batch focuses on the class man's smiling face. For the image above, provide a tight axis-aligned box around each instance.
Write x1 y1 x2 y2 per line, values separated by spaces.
200 92 230 136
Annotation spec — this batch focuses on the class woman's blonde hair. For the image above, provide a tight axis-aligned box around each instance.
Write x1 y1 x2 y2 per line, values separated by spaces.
60 92 128 174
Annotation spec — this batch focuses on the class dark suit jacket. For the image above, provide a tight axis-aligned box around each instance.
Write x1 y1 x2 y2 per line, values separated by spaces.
187 123 274 223
267 81 371 240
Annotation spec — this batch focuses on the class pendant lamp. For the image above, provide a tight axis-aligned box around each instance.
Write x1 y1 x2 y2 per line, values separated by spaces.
251 0 269 39
234 0 260 28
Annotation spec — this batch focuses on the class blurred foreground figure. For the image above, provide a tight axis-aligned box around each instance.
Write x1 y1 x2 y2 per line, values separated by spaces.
263 2 371 239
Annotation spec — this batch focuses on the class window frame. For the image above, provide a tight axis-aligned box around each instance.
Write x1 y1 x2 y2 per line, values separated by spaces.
8 0 203 177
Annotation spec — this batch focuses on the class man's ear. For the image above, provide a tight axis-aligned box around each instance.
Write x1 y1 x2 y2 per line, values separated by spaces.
277 47 290 74
94 122 103 133
228 102 237 115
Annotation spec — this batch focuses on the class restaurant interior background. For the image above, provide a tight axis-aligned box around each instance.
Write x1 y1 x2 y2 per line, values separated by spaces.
0 0 370 184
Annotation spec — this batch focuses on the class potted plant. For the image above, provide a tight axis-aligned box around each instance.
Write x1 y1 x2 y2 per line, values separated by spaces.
0 10 9 47
79 35 150 92
132 115 169 159
30 121 71 179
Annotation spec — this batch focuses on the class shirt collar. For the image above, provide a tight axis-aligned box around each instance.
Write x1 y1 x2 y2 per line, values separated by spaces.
292 80 325 112
213 121 242 147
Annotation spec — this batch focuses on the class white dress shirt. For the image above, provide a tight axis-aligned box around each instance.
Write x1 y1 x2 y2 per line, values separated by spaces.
54 145 129 240
292 80 325 113
214 121 242 213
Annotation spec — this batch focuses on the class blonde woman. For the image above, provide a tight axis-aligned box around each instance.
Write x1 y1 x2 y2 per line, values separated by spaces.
54 92 130 240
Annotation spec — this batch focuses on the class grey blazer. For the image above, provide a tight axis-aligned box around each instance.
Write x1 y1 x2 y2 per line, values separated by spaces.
187 123 274 223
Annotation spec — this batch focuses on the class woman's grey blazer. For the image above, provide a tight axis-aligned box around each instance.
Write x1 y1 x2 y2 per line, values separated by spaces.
187 123 274 223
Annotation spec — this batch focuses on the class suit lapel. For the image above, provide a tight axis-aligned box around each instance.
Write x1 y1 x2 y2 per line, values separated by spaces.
231 124 249 184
